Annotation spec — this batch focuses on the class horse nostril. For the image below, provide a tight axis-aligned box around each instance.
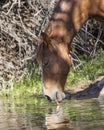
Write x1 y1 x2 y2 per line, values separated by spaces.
45 95 52 102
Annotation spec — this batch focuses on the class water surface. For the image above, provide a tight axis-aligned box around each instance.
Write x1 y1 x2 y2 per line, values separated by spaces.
0 97 104 130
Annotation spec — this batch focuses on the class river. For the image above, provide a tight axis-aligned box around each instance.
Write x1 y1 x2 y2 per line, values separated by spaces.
0 97 104 130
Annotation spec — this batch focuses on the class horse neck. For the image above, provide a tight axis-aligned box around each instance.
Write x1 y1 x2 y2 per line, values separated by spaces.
46 0 104 49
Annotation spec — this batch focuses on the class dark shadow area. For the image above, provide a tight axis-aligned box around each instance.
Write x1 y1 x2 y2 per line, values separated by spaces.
65 77 104 100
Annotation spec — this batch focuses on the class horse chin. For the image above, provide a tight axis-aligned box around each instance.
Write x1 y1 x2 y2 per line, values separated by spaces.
43 86 65 103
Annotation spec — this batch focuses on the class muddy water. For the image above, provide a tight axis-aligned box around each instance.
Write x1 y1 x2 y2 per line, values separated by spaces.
0 97 104 130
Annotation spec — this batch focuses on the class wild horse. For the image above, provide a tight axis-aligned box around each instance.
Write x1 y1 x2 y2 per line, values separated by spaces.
36 0 104 104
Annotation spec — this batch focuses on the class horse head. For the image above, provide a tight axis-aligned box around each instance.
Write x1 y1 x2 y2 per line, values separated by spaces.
37 32 71 104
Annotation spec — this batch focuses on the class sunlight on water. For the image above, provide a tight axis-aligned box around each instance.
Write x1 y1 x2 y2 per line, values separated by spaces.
0 97 104 130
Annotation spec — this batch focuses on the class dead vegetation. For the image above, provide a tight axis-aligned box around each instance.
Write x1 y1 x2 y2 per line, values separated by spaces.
0 0 57 89
0 0 104 90
71 19 104 68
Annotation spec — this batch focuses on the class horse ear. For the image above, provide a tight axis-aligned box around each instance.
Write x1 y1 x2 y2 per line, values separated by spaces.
41 32 51 46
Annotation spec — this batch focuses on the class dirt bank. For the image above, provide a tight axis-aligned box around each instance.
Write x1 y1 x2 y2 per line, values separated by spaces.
65 76 104 100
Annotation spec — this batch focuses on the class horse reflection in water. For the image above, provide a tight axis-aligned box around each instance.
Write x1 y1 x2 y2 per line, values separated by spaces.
45 107 71 130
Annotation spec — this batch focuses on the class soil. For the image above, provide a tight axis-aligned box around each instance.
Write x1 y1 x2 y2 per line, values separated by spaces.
65 76 104 100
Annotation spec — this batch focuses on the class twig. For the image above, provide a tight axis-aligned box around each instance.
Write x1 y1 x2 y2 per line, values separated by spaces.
5 0 17 15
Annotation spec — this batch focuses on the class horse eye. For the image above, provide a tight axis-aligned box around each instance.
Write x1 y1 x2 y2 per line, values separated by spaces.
43 60 49 67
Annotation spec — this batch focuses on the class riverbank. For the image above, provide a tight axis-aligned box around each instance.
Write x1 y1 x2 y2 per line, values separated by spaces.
66 76 104 100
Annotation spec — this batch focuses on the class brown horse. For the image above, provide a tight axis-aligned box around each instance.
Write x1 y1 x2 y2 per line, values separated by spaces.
37 0 104 104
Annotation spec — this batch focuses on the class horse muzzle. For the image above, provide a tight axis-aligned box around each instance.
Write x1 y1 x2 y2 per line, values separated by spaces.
44 87 65 104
